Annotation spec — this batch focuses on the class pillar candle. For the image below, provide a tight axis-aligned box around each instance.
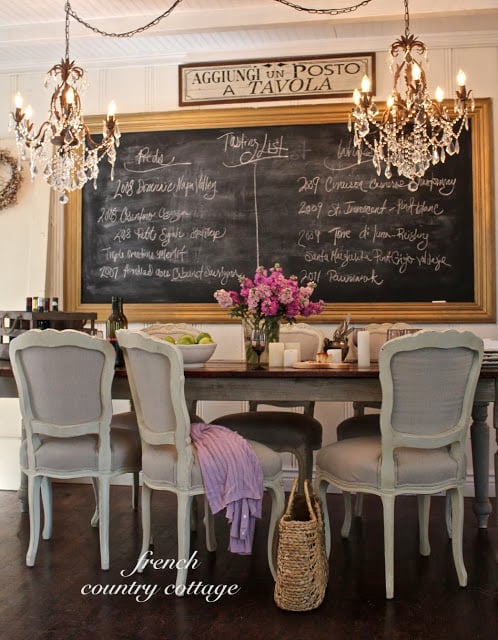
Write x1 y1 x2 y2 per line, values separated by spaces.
283 348 299 367
327 348 342 363
268 342 285 367
284 342 301 361
357 331 370 367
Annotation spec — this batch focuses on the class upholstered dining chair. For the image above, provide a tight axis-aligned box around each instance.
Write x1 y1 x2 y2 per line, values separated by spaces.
336 322 418 519
9 329 141 570
315 329 483 599
141 322 206 421
212 323 324 491
116 329 285 589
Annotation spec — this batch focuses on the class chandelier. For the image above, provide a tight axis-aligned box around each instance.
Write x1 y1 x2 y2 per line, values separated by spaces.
9 2 120 204
349 0 474 191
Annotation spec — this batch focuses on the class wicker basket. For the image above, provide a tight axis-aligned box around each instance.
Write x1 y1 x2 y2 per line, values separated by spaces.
274 479 329 611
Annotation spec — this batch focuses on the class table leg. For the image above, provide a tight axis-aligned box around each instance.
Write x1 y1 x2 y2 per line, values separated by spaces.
470 402 491 528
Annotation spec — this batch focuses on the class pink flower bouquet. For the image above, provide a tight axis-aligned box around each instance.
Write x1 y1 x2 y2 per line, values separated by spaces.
214 263 325 327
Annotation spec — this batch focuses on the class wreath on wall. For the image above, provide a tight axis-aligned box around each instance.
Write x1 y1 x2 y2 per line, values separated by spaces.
0 149 22 211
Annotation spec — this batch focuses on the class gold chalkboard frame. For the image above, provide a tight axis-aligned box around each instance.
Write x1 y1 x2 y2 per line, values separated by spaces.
64 99 495 323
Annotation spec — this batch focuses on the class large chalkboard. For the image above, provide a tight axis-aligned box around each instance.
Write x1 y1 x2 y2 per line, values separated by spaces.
64 101 495 323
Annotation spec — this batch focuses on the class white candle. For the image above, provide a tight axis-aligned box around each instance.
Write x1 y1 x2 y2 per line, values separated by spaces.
357 331 371 367
284 341 301 361
327 348 342 364
283 348 299 367
268 342 285 367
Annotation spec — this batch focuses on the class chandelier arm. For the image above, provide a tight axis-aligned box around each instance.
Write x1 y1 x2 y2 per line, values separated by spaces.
22 121 54 149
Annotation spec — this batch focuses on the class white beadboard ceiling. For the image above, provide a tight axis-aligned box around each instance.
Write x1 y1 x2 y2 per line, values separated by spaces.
1 0 497 74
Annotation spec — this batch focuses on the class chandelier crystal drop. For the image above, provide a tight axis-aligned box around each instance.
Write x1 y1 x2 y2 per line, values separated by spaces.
8 2 120 204
348 0 474 191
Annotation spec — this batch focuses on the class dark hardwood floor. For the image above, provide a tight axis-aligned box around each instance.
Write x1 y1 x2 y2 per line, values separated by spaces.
0 484 496 640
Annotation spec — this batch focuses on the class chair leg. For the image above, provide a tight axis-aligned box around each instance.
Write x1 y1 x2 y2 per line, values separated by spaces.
90 478 99 527
445 492 452 539
341 492 353 538
137 484 152 573
265 477 286 581
449 487 467 587
98 477 111 570
190 496 198 532
381 494 396 599
203 497 217 552
41 476 53 540
353 493 364 517
316 477 332 557
132 472 139 511
176 493 194 590
293 445 313 493
417 494 431 556
26 475 43 567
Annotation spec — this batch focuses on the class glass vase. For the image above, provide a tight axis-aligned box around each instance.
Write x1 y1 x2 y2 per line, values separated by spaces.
243 317 280 364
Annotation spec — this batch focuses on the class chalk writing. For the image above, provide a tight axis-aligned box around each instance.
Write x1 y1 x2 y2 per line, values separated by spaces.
81 122 474 305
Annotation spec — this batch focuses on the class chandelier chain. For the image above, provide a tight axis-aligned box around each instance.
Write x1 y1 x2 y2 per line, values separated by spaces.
272 0 374 16
66 0 374 39
403 0 410 38
66 0 187 39
64 3 70 57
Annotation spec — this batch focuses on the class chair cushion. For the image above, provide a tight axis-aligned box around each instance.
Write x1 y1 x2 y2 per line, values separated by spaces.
336 413 380 440
212 411 322 450
316 437 460 489
20 427 140 474
246 439 283 478
142 438 282 489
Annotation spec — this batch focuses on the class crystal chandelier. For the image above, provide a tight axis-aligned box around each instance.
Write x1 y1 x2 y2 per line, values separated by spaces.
9 2 120 204
349 0 474 191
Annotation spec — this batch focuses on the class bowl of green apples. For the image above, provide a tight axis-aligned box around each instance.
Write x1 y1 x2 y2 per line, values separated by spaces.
162 331 217 368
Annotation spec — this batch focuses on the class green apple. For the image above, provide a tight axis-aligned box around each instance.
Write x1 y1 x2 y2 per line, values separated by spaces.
196 332 213 344
176 334 196 345
162 335 175 343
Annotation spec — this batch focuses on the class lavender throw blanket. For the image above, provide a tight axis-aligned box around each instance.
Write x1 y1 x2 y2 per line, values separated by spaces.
190 422 264 554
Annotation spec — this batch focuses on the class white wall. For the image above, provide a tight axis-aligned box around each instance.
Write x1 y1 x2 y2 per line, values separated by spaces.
0 42 497 495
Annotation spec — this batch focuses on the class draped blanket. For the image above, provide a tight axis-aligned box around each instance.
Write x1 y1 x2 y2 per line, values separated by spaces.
190 422 264 554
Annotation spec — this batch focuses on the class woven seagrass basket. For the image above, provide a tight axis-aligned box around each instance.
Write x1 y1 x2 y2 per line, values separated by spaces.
274 479 329 611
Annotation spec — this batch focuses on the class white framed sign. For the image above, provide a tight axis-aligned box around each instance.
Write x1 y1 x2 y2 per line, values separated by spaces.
179 53 375 106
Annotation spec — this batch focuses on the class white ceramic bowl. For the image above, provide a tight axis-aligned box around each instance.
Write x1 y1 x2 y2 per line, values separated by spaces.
176 342 217 368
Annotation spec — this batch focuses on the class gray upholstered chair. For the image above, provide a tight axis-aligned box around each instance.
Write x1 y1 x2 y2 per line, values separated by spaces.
10 329 141 570
337 323 417 518
116 329 285 589
141 323 206 422
212 323 324 491
315 329 483 599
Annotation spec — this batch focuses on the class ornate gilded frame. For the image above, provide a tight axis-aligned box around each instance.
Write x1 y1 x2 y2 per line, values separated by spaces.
64 99 495 323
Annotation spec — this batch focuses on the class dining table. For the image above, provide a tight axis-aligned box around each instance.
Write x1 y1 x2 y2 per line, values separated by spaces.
1 358 497 536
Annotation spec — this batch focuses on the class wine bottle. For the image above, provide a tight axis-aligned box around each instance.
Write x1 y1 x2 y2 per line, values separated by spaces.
106 296 125 367
117 296 128 330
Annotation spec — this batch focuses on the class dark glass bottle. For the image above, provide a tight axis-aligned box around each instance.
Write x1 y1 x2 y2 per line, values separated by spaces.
106 296 126 367
117 297 128 330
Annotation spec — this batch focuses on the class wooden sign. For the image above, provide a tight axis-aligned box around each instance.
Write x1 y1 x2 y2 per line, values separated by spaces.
179 53 375 106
